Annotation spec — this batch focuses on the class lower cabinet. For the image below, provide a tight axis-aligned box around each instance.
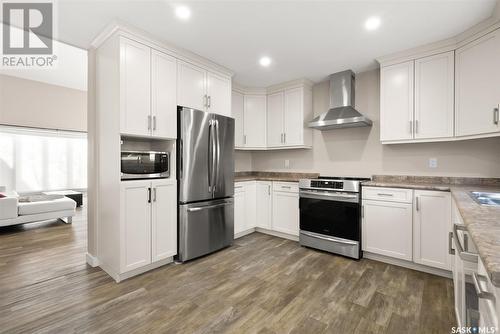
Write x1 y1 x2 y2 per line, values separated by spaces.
272 184 299 236
256 181 272 229
234 180 298 238
120 179 177 273
362 186 452 271
413 190 452 270
362 199 413 261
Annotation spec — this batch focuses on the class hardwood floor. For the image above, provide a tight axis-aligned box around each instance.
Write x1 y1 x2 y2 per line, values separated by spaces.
0 205 456 334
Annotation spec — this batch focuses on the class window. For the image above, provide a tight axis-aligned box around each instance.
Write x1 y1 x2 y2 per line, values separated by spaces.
0 126 87 193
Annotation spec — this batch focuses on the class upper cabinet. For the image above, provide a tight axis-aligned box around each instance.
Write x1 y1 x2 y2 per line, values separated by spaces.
380 61 414 142
120 37 177 139
456 29 500 137
177 61 232 117
380 52 454 143
378 25 500 144
232 91 244 147
243 95 267 148
233 80 313 150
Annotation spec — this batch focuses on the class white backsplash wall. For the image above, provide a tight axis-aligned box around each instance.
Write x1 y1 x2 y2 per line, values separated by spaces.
235 151 252 172
250 69 500 178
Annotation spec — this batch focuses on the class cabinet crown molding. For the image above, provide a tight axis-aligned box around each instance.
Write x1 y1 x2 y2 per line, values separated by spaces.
90 20 234 78
377 17 500 67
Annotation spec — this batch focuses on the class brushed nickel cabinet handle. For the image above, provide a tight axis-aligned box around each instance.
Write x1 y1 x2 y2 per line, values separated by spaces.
377 193 394 197
448 232 455 255
207 96 211 108
416 196 419 211
409 120 413 134
494 106 499 125
203 95 208 108
153 116 157 131
415 120 419 134
153 188 157 202
472 272 495 300
148 115 152 130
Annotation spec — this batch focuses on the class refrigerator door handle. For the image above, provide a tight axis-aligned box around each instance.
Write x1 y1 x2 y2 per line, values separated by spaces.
214 119 221 193
207 120 213 192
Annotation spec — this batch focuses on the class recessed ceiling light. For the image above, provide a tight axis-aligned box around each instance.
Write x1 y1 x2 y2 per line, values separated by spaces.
259 56 272 67
365 16 381 31
175 5 191 20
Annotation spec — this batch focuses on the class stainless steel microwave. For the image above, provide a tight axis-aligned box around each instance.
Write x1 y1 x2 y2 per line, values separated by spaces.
121 151 170 180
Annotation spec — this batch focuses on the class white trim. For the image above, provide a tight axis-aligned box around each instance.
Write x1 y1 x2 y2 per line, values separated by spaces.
363 251 453 279
377 18 500 67
235 228 256 239
382 131 500 145
98 257 174 283
255 228 299 242
90 20 233 78
86 253 100 267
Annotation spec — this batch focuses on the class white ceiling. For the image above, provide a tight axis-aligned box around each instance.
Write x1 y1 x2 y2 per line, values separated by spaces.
55 0 496 87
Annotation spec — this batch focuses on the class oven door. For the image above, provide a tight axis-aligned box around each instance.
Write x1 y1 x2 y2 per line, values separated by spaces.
299 190 360 241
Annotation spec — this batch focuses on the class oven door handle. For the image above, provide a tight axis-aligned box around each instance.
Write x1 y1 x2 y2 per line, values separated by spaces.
300 231 358 245
299 190 358 203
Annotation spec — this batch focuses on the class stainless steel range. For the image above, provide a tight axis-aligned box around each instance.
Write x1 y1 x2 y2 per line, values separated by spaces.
298 176 370 260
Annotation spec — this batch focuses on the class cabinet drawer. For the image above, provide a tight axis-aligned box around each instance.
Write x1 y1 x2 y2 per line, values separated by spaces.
273 181 299 193
362 187 413 203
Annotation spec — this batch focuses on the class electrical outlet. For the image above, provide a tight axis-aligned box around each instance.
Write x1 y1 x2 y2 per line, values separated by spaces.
284 160 290 169
429 158 438 168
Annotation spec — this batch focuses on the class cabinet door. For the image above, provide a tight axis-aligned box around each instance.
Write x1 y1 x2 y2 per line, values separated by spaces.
256 181 272 229
413 190 451 270
232 91 245 148
177 61 207 111
151 179 177 262
380 61 414 141
284 87 304 146
120 38 151 136
272 191 299 236
267 91 284 147
362 199 413 261
414 52 454 139
151 50 177 139
234 184 246 235
243 95 267 148
456 29 500 137
245 182 257 230
120 180 152 272
207 72 231 117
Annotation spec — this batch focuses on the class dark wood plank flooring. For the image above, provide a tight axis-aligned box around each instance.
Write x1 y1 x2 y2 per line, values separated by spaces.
0 204 456 333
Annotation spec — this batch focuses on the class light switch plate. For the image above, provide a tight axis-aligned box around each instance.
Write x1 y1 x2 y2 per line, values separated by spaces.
429 158 438 168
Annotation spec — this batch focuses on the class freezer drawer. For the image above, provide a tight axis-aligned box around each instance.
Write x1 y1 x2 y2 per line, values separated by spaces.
178 198 234 262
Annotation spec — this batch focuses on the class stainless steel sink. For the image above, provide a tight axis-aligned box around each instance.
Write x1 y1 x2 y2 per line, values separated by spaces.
469 191 500 206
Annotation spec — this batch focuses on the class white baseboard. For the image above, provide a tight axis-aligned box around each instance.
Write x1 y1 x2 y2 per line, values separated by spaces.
235 228 256 239
86 253 100 267
255 227 299 242
363 252 452 279
98 257 174 283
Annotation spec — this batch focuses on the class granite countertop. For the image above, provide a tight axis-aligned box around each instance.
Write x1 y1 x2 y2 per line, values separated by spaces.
362 175 500 287
235 171 319 183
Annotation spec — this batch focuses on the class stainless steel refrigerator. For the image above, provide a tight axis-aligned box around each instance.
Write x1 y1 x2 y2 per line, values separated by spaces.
177 106 234 262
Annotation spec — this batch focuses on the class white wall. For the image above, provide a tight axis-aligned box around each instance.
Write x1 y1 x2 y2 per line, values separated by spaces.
248 69 500 178
0 74 87 132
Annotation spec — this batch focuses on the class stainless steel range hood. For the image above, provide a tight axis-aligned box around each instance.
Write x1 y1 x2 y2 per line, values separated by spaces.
308 70 372 130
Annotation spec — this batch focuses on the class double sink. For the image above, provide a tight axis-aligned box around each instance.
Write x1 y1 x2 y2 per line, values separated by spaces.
469 191 500 206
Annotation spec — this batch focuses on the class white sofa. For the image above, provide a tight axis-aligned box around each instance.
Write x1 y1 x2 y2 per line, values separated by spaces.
0 187 76 227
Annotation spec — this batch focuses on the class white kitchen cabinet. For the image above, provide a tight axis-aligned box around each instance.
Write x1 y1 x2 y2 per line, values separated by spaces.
177 61 207 111
256 181 272 229
267 92 284 148
120 180 152 272
272 184 299 236
380 61 414 142
362 199 413 261
283 87 305 146
232 91 244 148
120 38 151 137
413 190 452 270
120 179 177 273
151 179 177 262
456 28 500 137
414 51 454 140
151 50 177 138
234 184 246 235
177 60 232 116
245 182 257 230
243 95 267 148
207 72 232 117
